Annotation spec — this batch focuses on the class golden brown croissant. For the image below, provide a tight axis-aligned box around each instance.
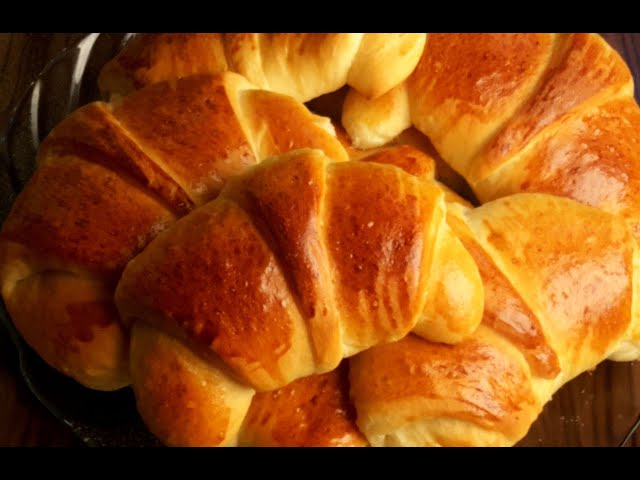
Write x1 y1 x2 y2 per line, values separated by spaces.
114 147 484 446
350 192 640 446
0 72 349 390
98 33 426 103
345 34 640 242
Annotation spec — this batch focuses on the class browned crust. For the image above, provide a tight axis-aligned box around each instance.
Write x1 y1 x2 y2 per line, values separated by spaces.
241 362 367 446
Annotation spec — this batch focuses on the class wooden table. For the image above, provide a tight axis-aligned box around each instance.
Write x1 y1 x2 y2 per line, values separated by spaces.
0 33 639 447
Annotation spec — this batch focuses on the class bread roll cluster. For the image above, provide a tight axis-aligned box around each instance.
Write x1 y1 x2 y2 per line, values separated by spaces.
2 33 639 446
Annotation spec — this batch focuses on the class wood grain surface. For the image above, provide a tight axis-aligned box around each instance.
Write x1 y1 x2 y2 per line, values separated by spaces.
0 33 639 447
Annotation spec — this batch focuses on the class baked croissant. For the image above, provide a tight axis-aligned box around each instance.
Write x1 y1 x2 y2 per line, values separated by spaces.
0 72 349 390
350 191 640 446
114 146 484 446
98 33 427 103
344 34 640 244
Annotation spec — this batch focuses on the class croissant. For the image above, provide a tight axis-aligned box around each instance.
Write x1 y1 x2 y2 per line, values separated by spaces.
98 33 427 103
114 146 484 446
0 72 350 390
350 191 640 446
344 34 640 242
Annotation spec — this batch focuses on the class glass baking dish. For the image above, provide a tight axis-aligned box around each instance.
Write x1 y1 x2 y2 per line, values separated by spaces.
0 33 638 447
